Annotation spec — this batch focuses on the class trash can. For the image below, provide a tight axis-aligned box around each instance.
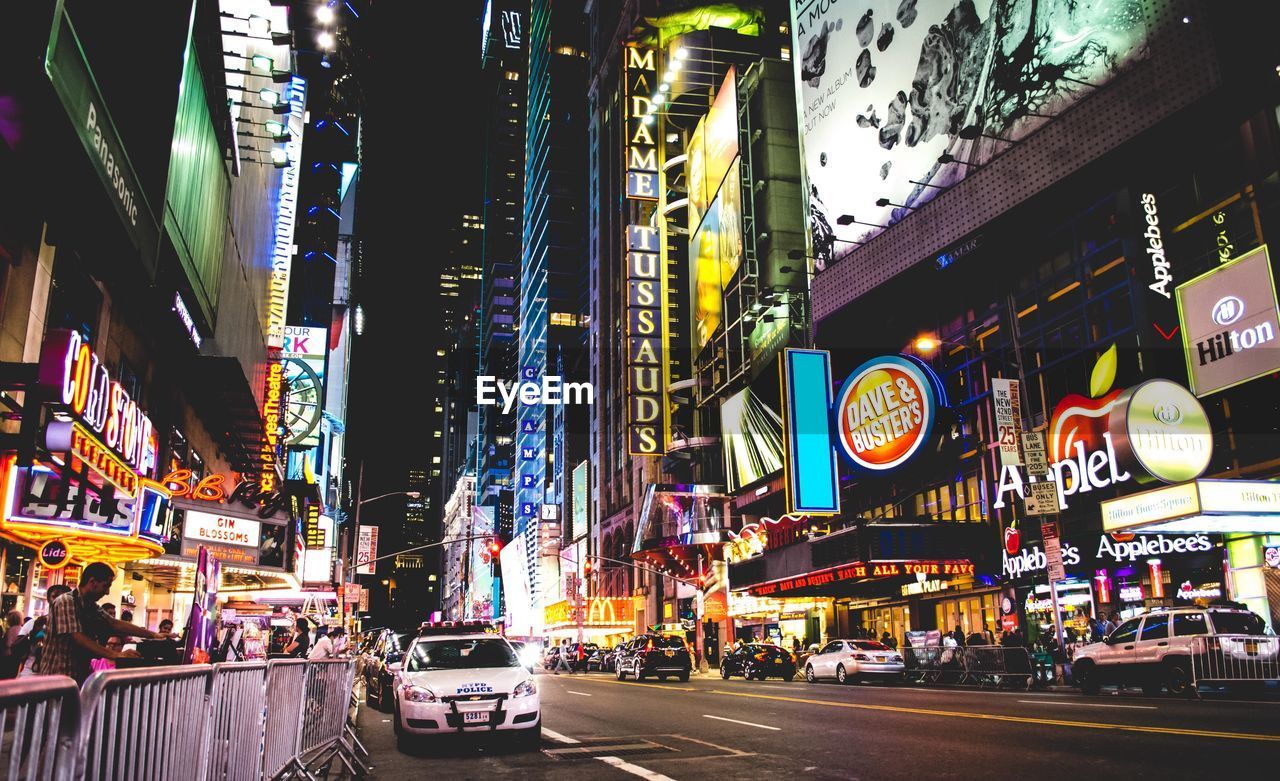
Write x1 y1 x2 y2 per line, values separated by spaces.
1031 652 1055 687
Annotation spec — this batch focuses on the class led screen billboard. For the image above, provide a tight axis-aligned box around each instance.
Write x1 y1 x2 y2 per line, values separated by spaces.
792 0 1149 271
721 373 785 493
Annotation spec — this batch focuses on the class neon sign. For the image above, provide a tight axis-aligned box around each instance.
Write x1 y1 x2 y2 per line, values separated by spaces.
160 469 287 519
748 560 974 597
37 330 157 480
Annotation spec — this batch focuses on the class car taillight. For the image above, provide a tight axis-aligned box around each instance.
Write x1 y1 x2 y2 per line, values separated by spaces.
852 653 871 661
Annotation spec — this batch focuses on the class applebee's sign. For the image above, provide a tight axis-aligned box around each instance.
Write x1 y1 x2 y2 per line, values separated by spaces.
1004 541 1082 578
1003 532 1213 578
993 347 1211 511
1097 532 1212 562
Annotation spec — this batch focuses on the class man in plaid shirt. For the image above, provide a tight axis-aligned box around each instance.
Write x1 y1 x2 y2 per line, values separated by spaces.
37 562 168 684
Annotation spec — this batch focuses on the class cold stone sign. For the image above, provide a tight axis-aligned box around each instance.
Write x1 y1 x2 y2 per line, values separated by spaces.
624 44 668 455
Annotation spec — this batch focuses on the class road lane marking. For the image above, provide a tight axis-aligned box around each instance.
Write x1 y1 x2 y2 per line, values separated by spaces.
546 744 654 755
569 678 696 692
565 674 1280 742
597 755 679 781
702 715 781 731
1018 699 1157 710
542 728 581 744
703 689 1280 743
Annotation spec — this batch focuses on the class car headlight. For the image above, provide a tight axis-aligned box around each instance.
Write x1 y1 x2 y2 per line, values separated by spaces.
401 685 437 703
512 679 537 698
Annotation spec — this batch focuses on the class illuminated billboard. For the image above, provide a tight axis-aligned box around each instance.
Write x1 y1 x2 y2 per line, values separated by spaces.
282 325 327 448
791 0 1149 270
720 373 785 493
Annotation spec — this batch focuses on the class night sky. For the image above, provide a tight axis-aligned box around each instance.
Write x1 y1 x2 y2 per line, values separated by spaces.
347 0 486 499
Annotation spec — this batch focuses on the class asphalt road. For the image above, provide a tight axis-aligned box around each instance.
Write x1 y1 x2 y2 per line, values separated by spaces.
355 671 1280 780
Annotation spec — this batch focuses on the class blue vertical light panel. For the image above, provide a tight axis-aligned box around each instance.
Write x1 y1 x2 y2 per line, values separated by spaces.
782 349 840 515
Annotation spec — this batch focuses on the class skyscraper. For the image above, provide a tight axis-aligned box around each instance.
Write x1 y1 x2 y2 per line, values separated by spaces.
476 0 529 616
515 0 590 630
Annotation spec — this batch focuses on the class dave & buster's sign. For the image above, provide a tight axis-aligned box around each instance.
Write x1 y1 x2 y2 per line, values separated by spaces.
748 560 974 597
834 355 942 471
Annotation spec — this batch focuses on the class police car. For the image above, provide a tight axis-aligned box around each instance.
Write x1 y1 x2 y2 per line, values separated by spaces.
391 621 541 750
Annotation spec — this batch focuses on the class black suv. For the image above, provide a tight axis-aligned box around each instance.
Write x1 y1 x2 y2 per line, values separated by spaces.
615 634 692 682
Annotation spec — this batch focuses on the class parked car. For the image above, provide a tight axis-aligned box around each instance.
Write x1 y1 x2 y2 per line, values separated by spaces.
804 640 904 684
614 634 691 682
579 643 605 671
1072 607 1275 696
364 630 414 711
720 643 797 681
600 642 628 673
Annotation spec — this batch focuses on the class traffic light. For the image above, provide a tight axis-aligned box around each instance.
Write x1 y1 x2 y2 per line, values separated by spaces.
583 557 593 576
487 537 501 556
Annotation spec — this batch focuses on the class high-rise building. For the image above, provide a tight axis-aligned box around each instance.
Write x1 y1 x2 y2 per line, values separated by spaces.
514 0 590 632
476 0 529 611
583 0 790 636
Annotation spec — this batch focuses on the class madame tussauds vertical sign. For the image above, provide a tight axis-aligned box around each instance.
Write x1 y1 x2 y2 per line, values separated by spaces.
624 44 668 455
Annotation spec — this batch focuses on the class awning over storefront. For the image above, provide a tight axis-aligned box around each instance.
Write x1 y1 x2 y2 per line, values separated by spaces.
1101 479 1280 534
631 483 731 577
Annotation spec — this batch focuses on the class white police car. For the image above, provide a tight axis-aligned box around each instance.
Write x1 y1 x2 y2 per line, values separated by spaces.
391 622 540 750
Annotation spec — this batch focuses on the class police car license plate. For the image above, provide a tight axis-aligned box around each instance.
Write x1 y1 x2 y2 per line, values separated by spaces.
875 656 887 662
1245 640 1259 655
464 712 488 723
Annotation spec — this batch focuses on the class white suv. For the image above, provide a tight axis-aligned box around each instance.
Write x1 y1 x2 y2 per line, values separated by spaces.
1072 607 1273 696
391 625 540 751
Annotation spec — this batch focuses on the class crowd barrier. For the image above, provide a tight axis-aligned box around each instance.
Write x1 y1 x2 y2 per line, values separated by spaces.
903 645 1035 689
0 675 80 781
1189 634 1280 693
0 659 366 781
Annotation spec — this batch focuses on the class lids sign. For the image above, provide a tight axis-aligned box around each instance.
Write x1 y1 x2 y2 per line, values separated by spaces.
835 355 939 471
39 540 71 569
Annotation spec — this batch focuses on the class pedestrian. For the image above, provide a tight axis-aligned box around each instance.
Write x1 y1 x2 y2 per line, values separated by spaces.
983 624 997 646
309 626 346 660
158 618 175 637
101 604 116 621
35 562 165 684
552 638 573 675
284 617 312 657
952 626 967 647
1 610 25 678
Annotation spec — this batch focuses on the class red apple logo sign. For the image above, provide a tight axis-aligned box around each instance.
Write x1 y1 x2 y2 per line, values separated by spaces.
1048 344 1124 465
1003 524 1021 556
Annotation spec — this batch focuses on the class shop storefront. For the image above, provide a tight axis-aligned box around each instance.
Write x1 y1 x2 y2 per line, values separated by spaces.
0 330 169 617
727 592 828 648
542 597 636 646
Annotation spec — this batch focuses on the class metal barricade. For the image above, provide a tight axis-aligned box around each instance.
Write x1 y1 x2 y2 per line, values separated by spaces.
904 646 1034 689
76 665 213 781
272 660 362 781
202 663 266 781
0 676 81 781
903 647 951 684
1190 634 1280 690
261 660 308 780
961 646 1034 689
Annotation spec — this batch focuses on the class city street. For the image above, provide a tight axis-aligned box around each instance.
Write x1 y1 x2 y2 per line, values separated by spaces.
357 672 1280 780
